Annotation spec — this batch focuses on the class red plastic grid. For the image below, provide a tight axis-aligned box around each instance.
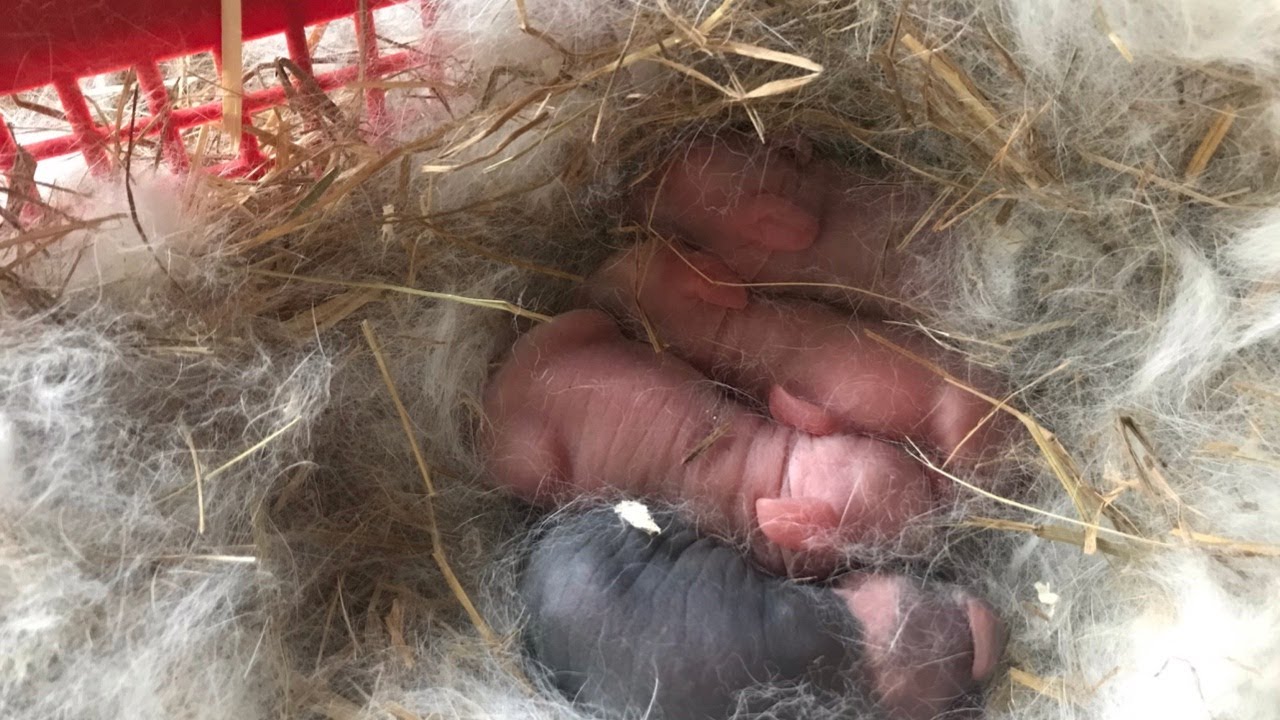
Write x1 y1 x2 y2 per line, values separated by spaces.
1 0 432 178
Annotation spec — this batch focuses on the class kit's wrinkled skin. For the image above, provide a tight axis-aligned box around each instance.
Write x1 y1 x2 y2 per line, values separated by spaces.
482 309 941 575
521 506 1003 720
636 135 939 315
486 134 1013 719
582 240 1014 472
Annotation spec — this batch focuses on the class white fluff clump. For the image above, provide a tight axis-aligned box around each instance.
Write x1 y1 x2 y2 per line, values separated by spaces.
1224 211 1280 351
1091 553 1280 720
1012 0 1280 71
430 0 631 78
3 168 199 296
1131 243 1231 397
1099 0 1280 69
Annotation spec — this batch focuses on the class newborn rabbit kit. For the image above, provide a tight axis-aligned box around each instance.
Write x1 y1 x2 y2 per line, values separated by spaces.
3 1 1280 720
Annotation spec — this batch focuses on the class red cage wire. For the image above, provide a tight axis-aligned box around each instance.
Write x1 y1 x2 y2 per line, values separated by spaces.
0 0 430 180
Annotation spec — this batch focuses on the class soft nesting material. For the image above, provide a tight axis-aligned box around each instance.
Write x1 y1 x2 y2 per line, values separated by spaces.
2 1 1279 719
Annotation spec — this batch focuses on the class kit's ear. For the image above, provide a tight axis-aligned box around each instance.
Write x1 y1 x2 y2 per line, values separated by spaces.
768 385 840 436
663 246 749 310
738 193 820 252
532 309 623 348
755 497 840 552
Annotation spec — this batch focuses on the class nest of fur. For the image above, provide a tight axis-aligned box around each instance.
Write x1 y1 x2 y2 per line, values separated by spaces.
3 1 1279 718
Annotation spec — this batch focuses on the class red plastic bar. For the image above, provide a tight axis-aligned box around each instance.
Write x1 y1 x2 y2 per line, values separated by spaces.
355 3 387 125
220 131 269 178
1 0 404 96
51 77 109 170
18 51 424 164
0 109 42 224
284 15 314 76
0 112 16 171
135 60 190 171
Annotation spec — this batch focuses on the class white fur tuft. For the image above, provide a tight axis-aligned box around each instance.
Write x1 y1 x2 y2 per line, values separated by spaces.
1132 244 1230 396
1095 554 1280 720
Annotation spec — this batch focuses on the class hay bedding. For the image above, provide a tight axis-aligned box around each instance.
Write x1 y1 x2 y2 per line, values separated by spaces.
2 0 1279 718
